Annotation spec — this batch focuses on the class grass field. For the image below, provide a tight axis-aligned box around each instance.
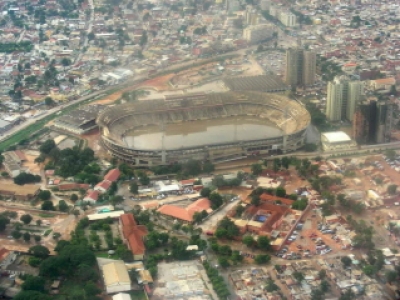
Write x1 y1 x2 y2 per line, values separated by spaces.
129 290 148 300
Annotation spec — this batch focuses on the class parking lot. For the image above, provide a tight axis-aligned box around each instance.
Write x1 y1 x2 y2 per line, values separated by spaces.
275 208 351 260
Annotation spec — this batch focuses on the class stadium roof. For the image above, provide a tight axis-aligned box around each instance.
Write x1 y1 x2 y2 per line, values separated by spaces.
322 131 352 143
55 105 105 127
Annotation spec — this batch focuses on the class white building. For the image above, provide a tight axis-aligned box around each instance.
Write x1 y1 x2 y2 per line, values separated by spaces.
243 24 273 44
102 261 131 294
321 131 357 152
279 11 297 27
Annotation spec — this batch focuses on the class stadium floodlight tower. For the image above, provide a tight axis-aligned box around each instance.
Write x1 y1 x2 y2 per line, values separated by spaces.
282 107 289 153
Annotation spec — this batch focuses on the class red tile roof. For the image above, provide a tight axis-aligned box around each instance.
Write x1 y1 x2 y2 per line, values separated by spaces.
0 248 10 260
181 179 195 186
120 214 147 256
259 193 294 206
104 168 120 182
84 190 99 201
95 180 112 191
157 198 212 222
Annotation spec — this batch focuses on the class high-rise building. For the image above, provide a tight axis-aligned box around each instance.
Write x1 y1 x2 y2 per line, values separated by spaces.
302 51 316 86
325 76 363 122
243 24 273 44
352 99 394 144
285 49 316 87
279 11 297 27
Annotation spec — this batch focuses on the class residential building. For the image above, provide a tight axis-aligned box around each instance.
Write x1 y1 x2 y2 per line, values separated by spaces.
0 182 40 201
279 11 297 27
104 168 121 182
325 76 363 121
119 213 147 260
285 48 316 86
157 198 212 223
83 190 99 204
101 260 131 294
352 99 394 144
243 24 273 44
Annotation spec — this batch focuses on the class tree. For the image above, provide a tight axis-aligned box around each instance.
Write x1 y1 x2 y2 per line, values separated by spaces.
242 235 255 247
44 96 55 106
70 193 78 202
34 235 41 243
209 193 224 209
38 190 51 201
12 230 22 239
275 187 286 197
203 161 215 174
339 289 355 300
110 195 124 207
14 291 52 300
39 139 56 155
0 216 10 232
14 172 41 185
293 271 304 282
387 184 398 195
251 163 262 176
130 182 138 194
318 269 326 280
251 194 260 206
385 149 396 160
41 200 55 211
363 265 376 276
28 256 42 267
218 257 230 268
23 232 31 242
58 200 69 212
385 270 397 283
36 220 42 226
139 173 150 186
21 276 45 292
257 236 271 251
200 187 211 197
61 58 71 67
265 279 279 292
20 214 32 225
254 254 270 264
320 280 330 293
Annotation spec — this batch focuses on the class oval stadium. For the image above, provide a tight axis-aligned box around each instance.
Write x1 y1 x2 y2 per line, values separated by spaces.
96 91 311 166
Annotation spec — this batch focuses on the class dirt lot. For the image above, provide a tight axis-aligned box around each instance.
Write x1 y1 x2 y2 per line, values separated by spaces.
286 209 349 256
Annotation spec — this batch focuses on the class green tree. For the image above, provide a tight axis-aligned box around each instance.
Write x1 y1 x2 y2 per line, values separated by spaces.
45 97 54 107
251 163 263 176
293 271 304 282
14 291 52 300
70 194 78 202
209 192 223 209
12 230 22 239
385 270 397 283
387 184 398 195
203 161 215 173
28 245 50 259
20 214 32 225
38 190 51 201
23 232 31 242
242 235 255 247
275 187 286 197
363 265 376 276
200 187 211 197
257 236 271 250
39 139 56 155
339 289 355 300
41 200 55 211
218 257 230 268
0 215 10 232
130 182 139 194
251 194 260 206
58 200 69 212
110 195 124 207
254 254 271 264
21 276 45 292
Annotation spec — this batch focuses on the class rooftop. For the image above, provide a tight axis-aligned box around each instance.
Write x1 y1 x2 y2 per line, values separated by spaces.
322 131 352 143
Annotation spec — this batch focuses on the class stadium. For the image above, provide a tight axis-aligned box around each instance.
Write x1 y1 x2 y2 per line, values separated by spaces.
97 91 310 166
